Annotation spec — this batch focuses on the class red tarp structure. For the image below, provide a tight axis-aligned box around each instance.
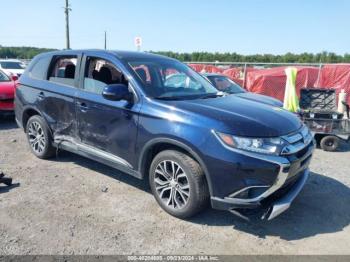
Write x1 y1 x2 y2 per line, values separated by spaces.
317 64 350 105
188 64 224 74
188 63 350 104
245 66 319 102
222 68 244 86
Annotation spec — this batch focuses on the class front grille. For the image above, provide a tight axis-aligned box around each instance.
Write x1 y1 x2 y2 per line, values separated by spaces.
285 140 313 180
283 132 303 144
295 143 310 158
300 154 312 168
281 126 313 155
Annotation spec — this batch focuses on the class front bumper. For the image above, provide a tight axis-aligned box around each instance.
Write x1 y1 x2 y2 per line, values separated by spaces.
211 169 310 220
209 139 314 220
262 168 309 220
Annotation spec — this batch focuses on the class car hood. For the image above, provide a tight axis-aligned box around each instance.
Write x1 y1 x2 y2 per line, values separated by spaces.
235 92 283 107
0 81 15 99
168 95 302 137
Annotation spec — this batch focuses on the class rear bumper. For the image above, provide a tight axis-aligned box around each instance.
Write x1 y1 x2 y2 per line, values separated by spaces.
0 99 14 111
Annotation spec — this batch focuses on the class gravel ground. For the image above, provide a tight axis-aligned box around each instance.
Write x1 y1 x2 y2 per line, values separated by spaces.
0 116 349 255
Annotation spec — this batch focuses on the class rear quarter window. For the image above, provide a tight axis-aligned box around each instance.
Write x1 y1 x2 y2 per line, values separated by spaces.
28 57 51 80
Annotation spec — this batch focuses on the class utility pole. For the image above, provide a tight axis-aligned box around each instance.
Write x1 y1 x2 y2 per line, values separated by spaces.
64 0 71 49
104 31 107 50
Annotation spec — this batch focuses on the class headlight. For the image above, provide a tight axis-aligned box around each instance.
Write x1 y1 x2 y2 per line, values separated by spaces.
215 132 287 155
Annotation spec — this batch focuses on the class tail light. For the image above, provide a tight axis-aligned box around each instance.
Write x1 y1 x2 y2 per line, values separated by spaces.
11 75 19 81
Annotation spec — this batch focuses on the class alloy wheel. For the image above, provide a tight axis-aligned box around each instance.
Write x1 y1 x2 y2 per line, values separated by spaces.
28 121 46 154
154 160 190 209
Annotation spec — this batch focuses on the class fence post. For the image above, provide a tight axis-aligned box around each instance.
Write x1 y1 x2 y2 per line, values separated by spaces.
316 63 322 87
242 63 247 89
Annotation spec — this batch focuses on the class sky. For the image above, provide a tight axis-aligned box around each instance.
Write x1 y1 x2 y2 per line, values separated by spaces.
0 0 349 54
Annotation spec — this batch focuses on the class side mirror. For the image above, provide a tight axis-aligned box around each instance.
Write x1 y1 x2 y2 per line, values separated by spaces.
11 75 18 81
102 84 132 101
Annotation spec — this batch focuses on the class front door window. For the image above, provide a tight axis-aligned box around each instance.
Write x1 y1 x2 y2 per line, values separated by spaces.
83 57 128 94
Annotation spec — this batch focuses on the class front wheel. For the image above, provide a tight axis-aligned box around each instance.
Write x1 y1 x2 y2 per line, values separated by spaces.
149 150 209 219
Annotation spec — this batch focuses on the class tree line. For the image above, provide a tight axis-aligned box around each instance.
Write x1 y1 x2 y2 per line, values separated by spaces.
152 51 350 63
0 46 56 59
1 46 349 63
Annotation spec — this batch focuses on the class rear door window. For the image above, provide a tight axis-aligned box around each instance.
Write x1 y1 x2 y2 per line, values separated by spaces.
48 56 77 87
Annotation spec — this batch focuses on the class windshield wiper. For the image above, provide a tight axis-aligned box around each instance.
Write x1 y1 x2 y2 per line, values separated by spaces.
155 92 226 101
154 96 186 100
199 92 226 99
226 91 245 95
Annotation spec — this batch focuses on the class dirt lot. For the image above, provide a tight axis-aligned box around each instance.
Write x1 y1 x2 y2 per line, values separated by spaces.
0 116 349 255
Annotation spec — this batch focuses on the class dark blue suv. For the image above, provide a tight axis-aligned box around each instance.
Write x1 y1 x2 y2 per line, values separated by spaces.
15 50 314 220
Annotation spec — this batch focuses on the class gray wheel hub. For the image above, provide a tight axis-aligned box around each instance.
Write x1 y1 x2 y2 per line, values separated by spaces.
154 160 190 209
28 121 46 154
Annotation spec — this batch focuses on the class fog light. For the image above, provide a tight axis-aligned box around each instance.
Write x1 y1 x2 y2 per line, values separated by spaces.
234 189 249 199
248 187 269 198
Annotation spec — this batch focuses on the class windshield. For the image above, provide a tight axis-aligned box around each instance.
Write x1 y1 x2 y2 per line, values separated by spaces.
206 75 245 94
0 61 25 69
0 70 10 81
127 58 218 99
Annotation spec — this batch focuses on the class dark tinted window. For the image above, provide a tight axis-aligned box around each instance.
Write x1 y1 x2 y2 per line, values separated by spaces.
207 75 245 94
29 57 51 80
48 56 77 86
0 61 24 69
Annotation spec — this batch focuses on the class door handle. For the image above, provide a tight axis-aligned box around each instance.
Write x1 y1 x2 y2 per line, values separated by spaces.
77 101 89 112
38 92 45 100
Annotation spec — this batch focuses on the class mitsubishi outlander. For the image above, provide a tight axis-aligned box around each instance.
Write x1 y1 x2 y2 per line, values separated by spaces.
15 50 314 220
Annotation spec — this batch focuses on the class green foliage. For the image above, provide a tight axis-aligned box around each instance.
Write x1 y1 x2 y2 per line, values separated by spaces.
1 46 349 63
0 46 57 59
151 51 350 63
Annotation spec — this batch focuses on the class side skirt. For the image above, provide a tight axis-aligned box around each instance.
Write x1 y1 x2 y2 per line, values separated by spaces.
53 140 142 179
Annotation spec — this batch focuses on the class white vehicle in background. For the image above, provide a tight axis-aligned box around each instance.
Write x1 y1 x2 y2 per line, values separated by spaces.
0 59 26 77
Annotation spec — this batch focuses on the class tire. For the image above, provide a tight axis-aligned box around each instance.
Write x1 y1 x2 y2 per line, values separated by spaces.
320 135 339 152
149 150 209 219
26 115 56 159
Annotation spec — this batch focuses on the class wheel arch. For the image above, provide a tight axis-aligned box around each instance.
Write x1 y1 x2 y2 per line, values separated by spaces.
138 137 213 196
22 106 43 131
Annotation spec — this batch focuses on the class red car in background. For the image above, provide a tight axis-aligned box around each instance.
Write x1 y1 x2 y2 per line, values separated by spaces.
0 69 18 114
